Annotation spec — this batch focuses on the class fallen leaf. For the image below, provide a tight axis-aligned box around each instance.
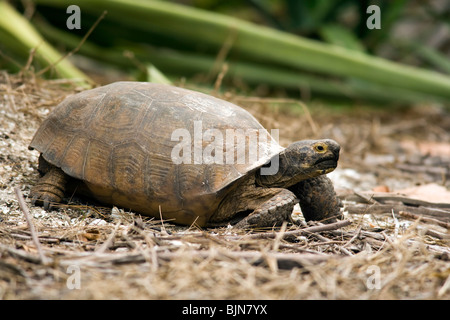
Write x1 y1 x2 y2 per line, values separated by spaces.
80 230 101 241
372 185 390 192
400 140 450 157
395 183 450 204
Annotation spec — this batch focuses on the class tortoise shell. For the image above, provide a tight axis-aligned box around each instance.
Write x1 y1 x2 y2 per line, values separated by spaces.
30 82 283 225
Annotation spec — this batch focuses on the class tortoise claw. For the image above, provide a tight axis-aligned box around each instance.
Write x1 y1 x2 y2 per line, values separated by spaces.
43 198 51 210
234 189 297 229
30 190 59 211
29 165 67 211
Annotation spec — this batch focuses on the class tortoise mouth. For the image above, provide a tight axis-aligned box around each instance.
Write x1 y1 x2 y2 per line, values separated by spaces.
314 158 338 171
315 166 336 175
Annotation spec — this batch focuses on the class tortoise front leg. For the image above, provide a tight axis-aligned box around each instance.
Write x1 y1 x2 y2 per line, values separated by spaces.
30 158 68 209
234 189 297 228
289 175 342 223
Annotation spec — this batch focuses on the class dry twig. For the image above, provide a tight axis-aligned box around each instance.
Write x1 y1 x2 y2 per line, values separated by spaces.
238 219 352 240
14 187 49 264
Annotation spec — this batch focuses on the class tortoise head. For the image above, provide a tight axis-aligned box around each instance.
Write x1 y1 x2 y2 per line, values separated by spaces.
255 139 340 188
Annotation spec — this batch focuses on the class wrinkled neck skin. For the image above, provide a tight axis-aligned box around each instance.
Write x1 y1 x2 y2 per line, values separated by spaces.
255 152 321 188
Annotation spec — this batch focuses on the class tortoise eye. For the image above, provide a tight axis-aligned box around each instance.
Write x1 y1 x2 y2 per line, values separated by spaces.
314 144 327 153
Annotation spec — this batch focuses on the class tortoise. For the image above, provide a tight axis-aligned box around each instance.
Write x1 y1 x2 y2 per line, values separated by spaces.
29 81 342 228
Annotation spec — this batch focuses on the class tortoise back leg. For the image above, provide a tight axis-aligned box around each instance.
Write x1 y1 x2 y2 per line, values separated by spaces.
234 188 297 228
288 175 342 223
30 154 68 209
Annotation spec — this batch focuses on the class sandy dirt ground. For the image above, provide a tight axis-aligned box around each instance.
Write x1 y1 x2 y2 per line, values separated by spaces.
0 72 449 300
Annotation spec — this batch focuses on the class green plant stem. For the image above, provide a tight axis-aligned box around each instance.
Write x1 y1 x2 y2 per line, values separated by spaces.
0 1 92 85
35 17 442 105
34 0 450 101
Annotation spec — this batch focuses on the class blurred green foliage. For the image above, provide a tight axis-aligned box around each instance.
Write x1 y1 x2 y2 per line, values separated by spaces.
1 0 449 106
188 0 449 69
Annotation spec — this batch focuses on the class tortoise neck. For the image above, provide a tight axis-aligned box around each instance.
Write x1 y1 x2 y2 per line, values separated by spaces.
255 153 289 187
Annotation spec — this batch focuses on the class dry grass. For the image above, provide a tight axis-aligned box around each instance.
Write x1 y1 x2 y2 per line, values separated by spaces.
0 72 449 300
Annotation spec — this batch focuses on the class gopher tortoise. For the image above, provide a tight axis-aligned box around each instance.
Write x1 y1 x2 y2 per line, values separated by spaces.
29 82 342 227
